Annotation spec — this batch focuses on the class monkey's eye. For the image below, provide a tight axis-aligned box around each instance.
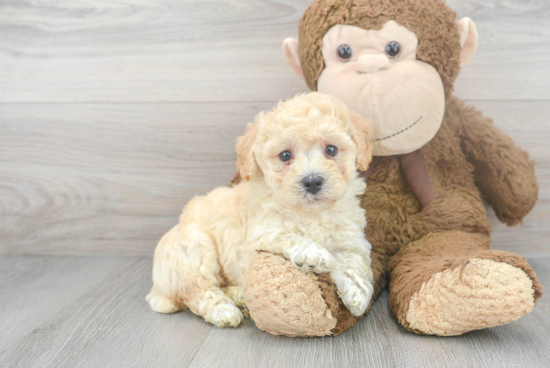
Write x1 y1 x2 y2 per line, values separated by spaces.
279 150 292 162
385 41 401 58
325 145 338 157
337 44 353 62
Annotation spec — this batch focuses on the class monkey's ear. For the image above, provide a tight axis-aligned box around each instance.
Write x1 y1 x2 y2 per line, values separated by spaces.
236 122 259 182
282 38 305 79
457 17 478 67
349 112 374 172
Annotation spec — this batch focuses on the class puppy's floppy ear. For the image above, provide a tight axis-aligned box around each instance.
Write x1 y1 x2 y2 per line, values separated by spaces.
349 112 373 171
236 122 259 182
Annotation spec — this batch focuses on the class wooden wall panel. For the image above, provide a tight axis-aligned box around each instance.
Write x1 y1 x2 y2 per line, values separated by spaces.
1 0 549 255
1 100 548 255
0 1 548 103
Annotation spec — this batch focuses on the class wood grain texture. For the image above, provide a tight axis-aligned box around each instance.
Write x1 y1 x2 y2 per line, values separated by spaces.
1 100 549 256
0 101 550 255
0 0 549 103
1 0 549 366
0 101 272 255
1 0 548 256
0 255 549 368
0 256 135 352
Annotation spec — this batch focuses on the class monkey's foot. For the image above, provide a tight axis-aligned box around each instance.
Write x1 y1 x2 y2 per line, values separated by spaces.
405 252 539 336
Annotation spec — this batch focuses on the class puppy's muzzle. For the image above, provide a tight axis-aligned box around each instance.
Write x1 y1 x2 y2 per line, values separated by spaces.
302 175 324 195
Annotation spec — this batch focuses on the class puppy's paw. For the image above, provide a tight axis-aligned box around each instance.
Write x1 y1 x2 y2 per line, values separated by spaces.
287 241 336 273
208 301 243 328
333 275 373 316
341 284 370 316
146 292 180 314
223 286 249 319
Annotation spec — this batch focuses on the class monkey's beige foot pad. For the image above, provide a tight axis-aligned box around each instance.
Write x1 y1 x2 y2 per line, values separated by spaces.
243 252 360 337
406 258 536 336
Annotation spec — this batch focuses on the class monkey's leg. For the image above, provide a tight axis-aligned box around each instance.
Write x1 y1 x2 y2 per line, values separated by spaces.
242 248 387 336
389 230 542 336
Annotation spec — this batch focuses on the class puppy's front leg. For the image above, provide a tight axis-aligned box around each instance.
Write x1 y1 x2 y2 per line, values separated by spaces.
330 252 374 316
257 234 335 273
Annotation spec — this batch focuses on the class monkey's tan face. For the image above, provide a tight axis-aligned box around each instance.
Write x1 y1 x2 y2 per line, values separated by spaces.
318 21 445 156
256 113 358 212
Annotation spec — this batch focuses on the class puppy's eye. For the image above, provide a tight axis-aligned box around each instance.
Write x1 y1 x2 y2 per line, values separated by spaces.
325 145 338 157
385 41 401 58
279 150 292 162
337 44 353 62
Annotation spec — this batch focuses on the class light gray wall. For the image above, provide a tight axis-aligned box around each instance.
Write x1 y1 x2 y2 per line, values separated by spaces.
1 0 549 255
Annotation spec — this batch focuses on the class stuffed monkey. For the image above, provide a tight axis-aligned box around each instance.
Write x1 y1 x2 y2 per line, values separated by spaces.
242 0 542 336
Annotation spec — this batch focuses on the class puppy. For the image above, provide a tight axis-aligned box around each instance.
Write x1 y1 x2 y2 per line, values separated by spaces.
146 92 374 327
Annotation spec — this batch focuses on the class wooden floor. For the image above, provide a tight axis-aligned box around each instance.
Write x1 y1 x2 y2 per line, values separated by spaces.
1 0 549 367
0 255 549 368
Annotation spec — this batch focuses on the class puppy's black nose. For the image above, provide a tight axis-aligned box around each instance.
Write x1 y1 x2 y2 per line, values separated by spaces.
302 175 324 195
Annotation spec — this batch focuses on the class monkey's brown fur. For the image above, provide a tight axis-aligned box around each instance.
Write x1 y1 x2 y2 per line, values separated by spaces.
298 0 461 97
242 0 541 336
366 94 542 311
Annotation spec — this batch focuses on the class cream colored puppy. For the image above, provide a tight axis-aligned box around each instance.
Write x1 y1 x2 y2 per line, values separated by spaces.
146 93 374 328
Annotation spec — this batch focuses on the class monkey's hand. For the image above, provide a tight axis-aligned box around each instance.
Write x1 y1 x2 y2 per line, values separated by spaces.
459 100 538 226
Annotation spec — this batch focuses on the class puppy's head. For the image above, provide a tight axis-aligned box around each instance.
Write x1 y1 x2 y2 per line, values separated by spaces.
236 92 373 211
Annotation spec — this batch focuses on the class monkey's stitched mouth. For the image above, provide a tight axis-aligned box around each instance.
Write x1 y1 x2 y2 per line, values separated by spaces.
374 116 423 142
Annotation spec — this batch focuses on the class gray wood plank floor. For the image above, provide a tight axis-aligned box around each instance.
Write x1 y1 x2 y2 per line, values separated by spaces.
0 255 549 368
1 0 549 367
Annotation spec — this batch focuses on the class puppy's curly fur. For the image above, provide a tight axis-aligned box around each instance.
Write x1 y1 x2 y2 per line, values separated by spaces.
146 93 374 327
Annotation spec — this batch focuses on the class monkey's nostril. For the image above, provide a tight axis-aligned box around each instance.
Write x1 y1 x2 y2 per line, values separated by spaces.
302 175 324 195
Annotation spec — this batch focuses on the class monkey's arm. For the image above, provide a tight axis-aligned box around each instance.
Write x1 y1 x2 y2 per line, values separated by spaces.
363 153 436 209
459 104 538 226
399 150 436 209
